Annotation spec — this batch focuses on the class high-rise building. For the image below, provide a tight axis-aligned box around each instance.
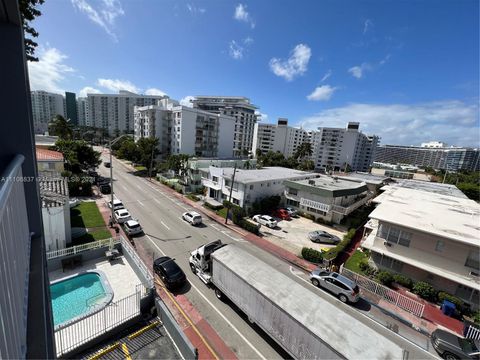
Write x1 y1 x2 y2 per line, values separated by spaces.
374 145 480 171
65 92 78 125
87 90 167 135
77 97 88 126
30 90 65 134
421 141 448 148
193 96 259 157
134 98 236 158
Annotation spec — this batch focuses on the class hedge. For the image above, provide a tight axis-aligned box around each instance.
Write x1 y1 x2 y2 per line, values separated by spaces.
301 247 323 263
376 271 394 287
204 202 223 211
412 282 437 302
437 291 463 308
239 219 260 235
393 274 414 289
359 260 376 276
186 194 200 202
324 228 356 260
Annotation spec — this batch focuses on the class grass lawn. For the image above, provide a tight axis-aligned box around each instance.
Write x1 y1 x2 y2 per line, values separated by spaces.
134 165 147 171
344 250 369 274
216 207 228 219
71 228 112 246
70 202 106 228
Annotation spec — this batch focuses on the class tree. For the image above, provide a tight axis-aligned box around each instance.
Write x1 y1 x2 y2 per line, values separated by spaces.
116 139 141 163
243 160 251 169
19 0 45 62
136 138 160 170
166 154 190 176
53 140 101 174
298 160 315 171
49 115 73 139
294 142 313 160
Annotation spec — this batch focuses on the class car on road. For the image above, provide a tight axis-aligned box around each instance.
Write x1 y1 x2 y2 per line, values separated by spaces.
308 230 341 244
272 209 291 220
252 215 277 228
114 209 132 223
431 329 480 360
123 220 143 236
284 207 298 217
310 269 360 303
182 211 203 226
99 183 111 194
104 161 111 168
108 199 124 211
153 256 187 290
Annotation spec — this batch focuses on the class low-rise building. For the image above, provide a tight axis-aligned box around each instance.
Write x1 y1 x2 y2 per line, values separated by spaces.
203 166 317 210
284 176 373 224
36 147 64 177
361 187 480 308
336 172 392 194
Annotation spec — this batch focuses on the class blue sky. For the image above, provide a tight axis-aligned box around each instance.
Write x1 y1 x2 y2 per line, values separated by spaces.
28 0 479 146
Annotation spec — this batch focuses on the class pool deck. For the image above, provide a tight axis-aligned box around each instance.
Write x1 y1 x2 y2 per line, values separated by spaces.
49 255 144 303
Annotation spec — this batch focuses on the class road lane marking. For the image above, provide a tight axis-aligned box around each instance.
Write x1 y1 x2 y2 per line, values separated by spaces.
137 200 145 206
120 184 128 191
136 183 143 190
154 198 162 204
160 221 170 230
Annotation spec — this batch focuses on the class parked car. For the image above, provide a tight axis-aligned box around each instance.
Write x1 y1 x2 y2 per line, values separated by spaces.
99 183 111 194
153 256 187 290
108 199 124 211
114 209 132 223
182 211 203 226
308 230 341 244
96 176 109 186
272 209 291 220
431 329 480 360
252 215 277 228
123 220 143 236
309 269 360 303
104 161 111 168
284 207 298 217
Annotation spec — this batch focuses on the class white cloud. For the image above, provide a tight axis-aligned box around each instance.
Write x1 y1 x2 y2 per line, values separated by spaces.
348 63 371 79
97 78 139 93
234 4 255 28
28 47 75 93
299 101 480 146
180 96 194 107
71 0 124 41
229 40 244 60
363 19 373 34
321 69 332 82
78 86 101 97
307 85 338 101
379 53 391 65
145 88 167 96
269 44 311 81
186 3 206 14
255 111 268 122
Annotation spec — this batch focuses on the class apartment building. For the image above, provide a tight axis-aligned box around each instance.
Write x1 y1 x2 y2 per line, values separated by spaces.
77 97 88 126
36 147 65 177
65 92 78 125
30 90 65 134
193 96 259 157
374 145 480 171
362 187 480 308
203 166 317 210
134 98 236 158
421 141 448 148
252 118 311 157
87 90 167 135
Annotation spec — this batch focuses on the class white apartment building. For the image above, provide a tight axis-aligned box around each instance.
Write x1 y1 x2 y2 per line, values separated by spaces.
421 141 448 148
193 96 259 157
362 186 480 308
30 90 65 134
203 166 317 210
87 90 167 135
252 118 311 158
76 97 88 126
134 98 235 158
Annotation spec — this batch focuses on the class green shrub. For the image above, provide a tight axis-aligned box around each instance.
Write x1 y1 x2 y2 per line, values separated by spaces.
301 247 323 263
359 260 376 276
204 202 223 211
186 194 200 202
392 274 414 289
376 271 394 287
323 228 356 261
239 219 260 235
412 282 437 302
437 292 464 308
473 311 480 325
300 212 315 221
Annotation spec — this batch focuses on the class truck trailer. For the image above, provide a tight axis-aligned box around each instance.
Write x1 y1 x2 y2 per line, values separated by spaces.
189 240 434 360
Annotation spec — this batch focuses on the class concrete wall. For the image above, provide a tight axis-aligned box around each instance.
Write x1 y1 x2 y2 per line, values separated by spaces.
42 206 67 251
217 115 235 158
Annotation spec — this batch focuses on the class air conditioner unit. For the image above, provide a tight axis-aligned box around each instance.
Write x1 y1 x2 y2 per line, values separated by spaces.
383 241 392 247
470 271 479 277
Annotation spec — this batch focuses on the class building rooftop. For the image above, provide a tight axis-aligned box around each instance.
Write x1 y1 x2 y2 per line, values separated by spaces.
380 179 468 199
337 172 390 186
222 166 316 183
285 175 368 197
36 148 64 161
369 187 480 247
35 134 59 147
39 178 69 207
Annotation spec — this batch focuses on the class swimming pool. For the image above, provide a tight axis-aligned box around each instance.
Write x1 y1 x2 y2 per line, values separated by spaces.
50 271 113 327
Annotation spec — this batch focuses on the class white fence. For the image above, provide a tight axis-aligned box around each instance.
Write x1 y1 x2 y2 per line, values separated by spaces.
120 236 154 288
465 325 480 340
46 238 121 260
341 267 425 318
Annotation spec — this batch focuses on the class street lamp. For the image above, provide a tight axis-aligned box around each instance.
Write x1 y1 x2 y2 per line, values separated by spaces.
109 134 132 227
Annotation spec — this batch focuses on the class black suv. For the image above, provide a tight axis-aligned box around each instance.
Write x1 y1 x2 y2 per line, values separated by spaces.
154 257 187 290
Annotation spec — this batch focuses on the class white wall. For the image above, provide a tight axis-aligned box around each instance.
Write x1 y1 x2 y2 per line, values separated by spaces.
42 205 69 251
218 115 235 158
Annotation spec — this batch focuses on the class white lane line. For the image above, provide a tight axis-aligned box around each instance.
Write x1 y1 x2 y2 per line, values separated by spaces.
144 234 268 360
137 200 145 207
136 183 143 190
154 198 162 204
120 184 128 191
160 221 171 230
221 231 245 243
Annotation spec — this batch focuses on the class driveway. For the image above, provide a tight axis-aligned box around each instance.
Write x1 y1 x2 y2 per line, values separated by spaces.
260 216 347 255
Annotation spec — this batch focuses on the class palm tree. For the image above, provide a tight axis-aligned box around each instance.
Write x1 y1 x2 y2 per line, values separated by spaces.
294 142 313 160
48 115 73 139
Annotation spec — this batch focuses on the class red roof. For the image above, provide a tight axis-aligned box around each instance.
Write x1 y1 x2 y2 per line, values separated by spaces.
35 147 64 161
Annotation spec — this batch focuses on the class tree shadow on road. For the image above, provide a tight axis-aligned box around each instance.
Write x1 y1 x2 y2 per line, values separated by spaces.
145 233 192 242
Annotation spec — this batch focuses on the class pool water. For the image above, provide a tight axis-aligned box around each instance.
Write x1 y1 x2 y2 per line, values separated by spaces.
50 272 108 326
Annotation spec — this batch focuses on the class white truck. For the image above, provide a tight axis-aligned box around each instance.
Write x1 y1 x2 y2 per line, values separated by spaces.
189 240 435 360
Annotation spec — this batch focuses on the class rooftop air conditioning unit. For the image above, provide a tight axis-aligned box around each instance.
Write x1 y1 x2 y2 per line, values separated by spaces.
469 271 479 277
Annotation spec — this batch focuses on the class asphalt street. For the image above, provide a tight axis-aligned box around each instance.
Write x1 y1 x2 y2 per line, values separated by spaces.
98 152 438 360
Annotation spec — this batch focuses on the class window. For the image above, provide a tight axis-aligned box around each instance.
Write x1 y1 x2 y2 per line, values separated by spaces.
435 240 445 252
465 250 480 270
380 224 412 247
212 176 218 182
287 188 297 195
249 185 254 190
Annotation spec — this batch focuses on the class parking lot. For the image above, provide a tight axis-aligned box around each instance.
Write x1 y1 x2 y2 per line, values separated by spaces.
260 216 347 256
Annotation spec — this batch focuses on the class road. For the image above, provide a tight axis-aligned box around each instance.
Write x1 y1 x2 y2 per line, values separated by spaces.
97 151 438 360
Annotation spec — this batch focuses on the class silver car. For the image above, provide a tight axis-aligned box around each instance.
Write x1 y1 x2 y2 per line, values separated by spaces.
308 230 341 244
310 270 360 303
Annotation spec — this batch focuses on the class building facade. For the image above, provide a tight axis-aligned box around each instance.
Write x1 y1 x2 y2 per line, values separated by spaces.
65 92 78 125
30 90 65 134
193 96 258 157
362 187 480 308
374 145 480 171
76 97 88 126
87 90 166 135
36 147 64 177
421 141 448 148
134 98 236 158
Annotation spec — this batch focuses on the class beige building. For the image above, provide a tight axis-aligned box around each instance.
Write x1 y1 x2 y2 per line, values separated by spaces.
362 187 480 308
36 147 64 177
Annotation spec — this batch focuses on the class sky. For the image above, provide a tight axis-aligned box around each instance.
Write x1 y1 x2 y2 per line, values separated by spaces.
28 0 479 147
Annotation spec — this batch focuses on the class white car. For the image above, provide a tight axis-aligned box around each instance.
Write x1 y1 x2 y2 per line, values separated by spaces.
114 209 132 223
182 211 203 226
252 215 277 228
123 220 143 235
108 199 124 211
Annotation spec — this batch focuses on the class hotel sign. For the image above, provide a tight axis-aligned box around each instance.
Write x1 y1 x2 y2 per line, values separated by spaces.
300 198 330 212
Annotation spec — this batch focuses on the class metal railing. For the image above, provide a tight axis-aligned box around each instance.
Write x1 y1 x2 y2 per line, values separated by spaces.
120 236 154 288
54 290 141 357
465 324 480 340
46 238 121 260
341 267 425 317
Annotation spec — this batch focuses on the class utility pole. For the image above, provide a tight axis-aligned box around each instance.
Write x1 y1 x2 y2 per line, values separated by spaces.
109 138 114 228
225 163 238 225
